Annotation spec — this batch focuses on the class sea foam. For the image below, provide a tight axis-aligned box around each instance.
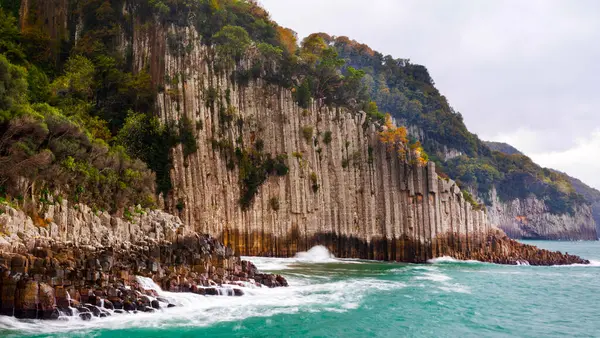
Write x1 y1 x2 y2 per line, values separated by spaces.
0 254 405 337
427 256 482 264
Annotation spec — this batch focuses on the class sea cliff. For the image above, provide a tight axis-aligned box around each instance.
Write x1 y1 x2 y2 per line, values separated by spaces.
5 0 589 263
487 187 597 240
132 22 588 262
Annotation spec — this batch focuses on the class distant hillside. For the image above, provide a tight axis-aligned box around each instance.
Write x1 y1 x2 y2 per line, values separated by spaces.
489 142 600 238
558 172 600 237
484 141 523 156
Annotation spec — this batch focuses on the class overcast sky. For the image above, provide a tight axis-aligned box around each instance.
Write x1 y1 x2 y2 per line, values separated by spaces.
260 0 600 189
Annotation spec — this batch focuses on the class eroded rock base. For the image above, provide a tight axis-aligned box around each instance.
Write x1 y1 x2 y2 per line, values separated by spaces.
222 228 589 265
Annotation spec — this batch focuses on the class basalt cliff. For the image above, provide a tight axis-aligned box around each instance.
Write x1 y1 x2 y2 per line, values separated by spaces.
0 0 589 265
0 0 591 323
132 18 591 259
0 2 593 318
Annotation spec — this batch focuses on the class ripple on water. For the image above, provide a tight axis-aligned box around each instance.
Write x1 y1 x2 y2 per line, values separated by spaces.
1 247 406 337
5 243 600 337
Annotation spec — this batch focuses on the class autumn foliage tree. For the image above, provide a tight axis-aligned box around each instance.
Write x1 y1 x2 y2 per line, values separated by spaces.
379 113 428 166
277 26 297 55
379 113 408 157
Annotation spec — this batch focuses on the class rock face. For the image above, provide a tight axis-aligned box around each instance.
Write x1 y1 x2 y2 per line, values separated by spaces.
8 0 590 271
487 188 597 240
481 143 598 241
0 202 186 249
128 18 591 261
132 25 490 261
562 173 600 238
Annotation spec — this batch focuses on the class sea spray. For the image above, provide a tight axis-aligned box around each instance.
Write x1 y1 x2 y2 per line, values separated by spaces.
294 246 336 262
0 255 409 337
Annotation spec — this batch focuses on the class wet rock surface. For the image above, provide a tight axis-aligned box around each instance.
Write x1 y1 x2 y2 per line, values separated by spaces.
0 234 287 320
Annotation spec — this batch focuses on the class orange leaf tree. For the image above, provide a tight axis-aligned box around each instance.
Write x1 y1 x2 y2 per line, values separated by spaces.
379 113 428 166
379 113 408 158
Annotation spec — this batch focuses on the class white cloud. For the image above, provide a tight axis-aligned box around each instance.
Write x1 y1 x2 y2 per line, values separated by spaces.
531 130 600 190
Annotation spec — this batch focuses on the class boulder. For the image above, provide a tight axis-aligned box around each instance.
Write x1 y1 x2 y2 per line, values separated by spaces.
14 280 39 319
38 283 57 319
79 312 92 321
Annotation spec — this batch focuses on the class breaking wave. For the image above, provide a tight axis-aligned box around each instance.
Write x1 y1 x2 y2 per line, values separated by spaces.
0 253 404 337
427 256 483 264
294 245 336 262
243 246 361 272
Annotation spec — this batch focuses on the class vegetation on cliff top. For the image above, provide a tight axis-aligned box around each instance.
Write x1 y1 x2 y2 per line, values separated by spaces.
0 51 155 213
484 141 523 156
0 0 585 214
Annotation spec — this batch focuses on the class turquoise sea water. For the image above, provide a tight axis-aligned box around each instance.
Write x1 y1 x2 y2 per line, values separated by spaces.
2 240 600 338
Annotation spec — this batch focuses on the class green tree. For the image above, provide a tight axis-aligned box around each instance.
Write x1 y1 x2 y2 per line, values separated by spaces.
213 25 252 62
0 54 28 116
27 65 51 103
50 55 95 99
117 111 176 195
300 34 328 66
294 79 311 109
0 9 24 63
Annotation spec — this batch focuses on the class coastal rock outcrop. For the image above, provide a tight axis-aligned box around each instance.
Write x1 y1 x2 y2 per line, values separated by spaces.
0 235 287 320
0 203 287 320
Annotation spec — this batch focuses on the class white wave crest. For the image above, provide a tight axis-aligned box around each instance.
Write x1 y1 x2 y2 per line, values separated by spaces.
414 272 452 283
243 246 364 272
438 284 471 294
552 259 600 267
427 256 482 264
0 259 406 336
411 263 471 294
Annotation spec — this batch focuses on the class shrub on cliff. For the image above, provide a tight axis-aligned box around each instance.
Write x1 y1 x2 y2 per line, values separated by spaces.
0 54 28 114
0 8 24 63
0 106 156 213
117 112 176 196
237 148 288 209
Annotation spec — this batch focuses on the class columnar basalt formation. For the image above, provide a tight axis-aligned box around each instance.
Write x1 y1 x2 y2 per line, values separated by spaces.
130 24 589 263
8 0 589 272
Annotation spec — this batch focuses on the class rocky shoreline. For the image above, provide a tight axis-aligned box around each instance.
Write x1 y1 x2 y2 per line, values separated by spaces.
0 201 591 322
0 234 287 320
442 230 590 265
